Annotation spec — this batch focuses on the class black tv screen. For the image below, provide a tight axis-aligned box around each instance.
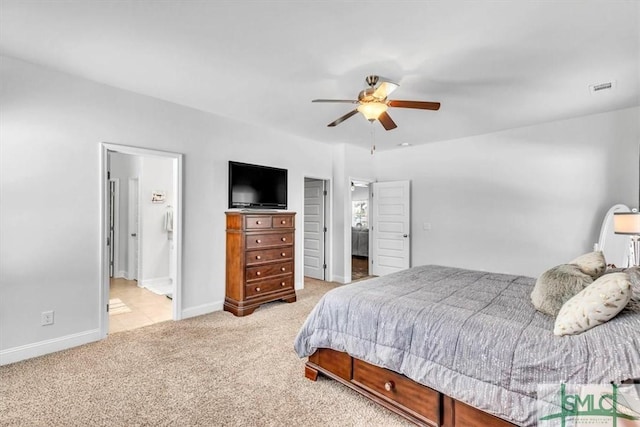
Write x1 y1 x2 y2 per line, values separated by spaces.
228 161 287 209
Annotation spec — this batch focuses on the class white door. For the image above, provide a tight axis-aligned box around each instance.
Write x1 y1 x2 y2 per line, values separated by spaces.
304 179 326 280
127 178 139 281
371 180 410 276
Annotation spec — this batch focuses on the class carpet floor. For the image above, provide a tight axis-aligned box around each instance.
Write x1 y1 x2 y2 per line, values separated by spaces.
0 279 411 427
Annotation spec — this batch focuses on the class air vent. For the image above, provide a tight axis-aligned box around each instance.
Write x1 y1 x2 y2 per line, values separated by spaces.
589 80 616 94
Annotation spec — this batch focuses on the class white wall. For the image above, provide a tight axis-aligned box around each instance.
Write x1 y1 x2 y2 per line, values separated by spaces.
0 56 333 363
331 143 375 283
139 156 173 285
373 107 640 278
351 186 369 202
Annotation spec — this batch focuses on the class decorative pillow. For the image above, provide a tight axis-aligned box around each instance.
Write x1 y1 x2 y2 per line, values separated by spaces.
531 264 593 317
553 272 631 336
624 266 640 301
569 251 606 279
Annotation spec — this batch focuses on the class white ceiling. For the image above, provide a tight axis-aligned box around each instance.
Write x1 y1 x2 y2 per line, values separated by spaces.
1 1 639 150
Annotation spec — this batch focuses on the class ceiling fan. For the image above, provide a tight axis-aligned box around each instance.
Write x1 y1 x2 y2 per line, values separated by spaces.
312 75 440 131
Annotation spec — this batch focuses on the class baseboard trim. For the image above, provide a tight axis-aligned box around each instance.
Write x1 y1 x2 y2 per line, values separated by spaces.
141 276 171 287
332 275 349 284
0 328 102 366
181 300 223 319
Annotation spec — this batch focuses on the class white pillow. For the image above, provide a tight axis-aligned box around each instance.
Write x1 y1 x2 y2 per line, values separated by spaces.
569 251 606 279
553 272 631 336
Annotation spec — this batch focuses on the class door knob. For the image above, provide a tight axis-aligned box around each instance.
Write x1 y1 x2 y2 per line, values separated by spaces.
131 233 137 237
403 234 408 238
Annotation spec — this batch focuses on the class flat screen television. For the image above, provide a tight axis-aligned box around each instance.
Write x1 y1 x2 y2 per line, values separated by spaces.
228 161 287 210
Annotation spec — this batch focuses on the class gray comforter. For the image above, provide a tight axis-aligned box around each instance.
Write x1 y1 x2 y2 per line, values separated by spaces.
294 265 640 426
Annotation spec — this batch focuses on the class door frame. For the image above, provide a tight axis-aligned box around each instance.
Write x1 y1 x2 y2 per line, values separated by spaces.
108 178 120 278
99 142 184 338
347 177 373 283
302 176 332 285
126 177 140 281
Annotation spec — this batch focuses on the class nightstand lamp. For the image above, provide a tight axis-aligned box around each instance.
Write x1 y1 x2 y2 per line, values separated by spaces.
614 211 640 267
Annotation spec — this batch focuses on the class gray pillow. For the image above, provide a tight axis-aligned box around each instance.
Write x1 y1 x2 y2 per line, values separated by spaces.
531 264 594 316
569 251 606 279
623 266 640 301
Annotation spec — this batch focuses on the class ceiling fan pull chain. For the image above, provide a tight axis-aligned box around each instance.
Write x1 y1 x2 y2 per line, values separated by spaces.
370 124 376 155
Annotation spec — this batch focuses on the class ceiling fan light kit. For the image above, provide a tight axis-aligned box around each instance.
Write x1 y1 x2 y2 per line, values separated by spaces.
357 102 388 121
312 75 441 131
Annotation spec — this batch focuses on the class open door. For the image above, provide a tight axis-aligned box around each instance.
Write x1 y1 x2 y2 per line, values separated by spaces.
304 178 326 280
371 180 410 276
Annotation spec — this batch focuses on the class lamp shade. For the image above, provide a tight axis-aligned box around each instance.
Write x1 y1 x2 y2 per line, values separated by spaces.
357 102 388 121
613 212 640 235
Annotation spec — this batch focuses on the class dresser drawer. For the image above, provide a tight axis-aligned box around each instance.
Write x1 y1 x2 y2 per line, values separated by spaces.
246 232 293 249
246 247 293 266
246 261 293 281
273 215 294 228
245 275 293 298
352 359 440 423
245 215 272 229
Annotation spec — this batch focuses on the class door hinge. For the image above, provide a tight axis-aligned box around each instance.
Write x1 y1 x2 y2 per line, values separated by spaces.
323 190 327 196
323 264 327 269
323 226 327 232
106 303 109 312
107 171 111 180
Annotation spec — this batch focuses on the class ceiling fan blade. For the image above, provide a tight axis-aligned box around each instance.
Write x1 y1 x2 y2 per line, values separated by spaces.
372 81 399 99
328 109 359 127
378 111 397 131
312 99 358 103
388 100 441 110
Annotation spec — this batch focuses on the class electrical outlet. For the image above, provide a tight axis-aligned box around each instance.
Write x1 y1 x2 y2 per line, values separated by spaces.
41 310 54 326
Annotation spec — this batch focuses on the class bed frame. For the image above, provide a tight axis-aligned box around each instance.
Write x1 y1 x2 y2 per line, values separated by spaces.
305 348 517 427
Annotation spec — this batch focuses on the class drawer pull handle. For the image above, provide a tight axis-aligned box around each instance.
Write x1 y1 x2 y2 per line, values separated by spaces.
256 287 261 292
281 220 286 224
281 252 286 257
384 381 395 392
256 220 262 225
256 239 262 244
281 282 286 287
256 271 261 276
281 267 286 272
281 237 287 242
256 255 261 260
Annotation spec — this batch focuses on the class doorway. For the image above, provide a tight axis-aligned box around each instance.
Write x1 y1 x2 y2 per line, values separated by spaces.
350 180 372 281
101 143 183 338
304 178 329 281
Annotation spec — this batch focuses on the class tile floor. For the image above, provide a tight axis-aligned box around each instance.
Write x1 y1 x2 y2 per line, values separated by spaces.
109 277 172 334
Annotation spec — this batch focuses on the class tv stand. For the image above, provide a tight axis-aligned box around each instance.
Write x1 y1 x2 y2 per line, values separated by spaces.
224 211 297 316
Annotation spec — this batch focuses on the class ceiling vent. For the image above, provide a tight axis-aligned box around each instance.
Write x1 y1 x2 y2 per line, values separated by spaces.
589 80 616 94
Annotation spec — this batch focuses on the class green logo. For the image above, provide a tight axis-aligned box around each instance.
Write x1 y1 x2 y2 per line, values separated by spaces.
539 383 639 426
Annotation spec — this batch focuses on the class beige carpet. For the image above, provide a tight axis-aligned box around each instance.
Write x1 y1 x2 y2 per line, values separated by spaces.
0 279 411 427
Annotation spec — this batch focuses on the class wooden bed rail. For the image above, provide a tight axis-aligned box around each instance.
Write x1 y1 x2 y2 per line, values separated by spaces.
305 348 517 427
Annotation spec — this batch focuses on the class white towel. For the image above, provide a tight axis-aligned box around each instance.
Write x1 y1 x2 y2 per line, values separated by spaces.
164 209 173 232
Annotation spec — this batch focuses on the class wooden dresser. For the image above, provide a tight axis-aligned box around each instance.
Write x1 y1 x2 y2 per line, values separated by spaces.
224 211 296 316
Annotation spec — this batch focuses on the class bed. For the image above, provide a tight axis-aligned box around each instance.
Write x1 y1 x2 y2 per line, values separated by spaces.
294 265 640 427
